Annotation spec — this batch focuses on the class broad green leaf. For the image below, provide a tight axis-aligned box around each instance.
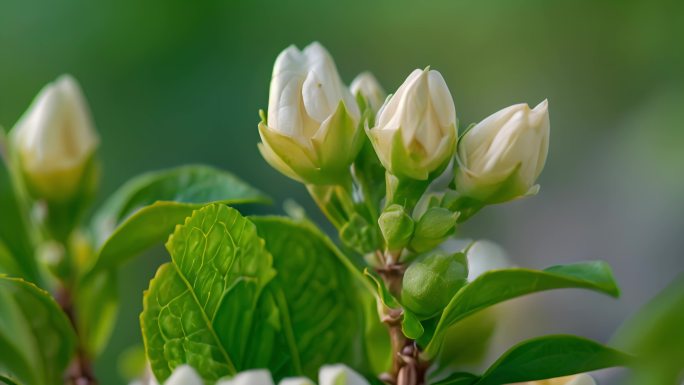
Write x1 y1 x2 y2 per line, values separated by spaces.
91 202 215 272
423 261 619 358
434 309 497 370
251 217 375 379
0 276 76 385
613 274 684 385
475 335 633 385
431 372 479 385
141 204 278 384
0 155 38 283
93 164 269 237
0 374 20 385
89 165 269 272
0 241 23 278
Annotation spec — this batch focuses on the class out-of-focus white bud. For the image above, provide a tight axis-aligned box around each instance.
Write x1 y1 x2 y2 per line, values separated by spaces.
455 100 549 204
258 42 362 185
217 369 275 385
318 364 370 385
368 68 457 180
278 377 315 385
465 239 512 281
12 75 99 202
350 72 386 114
513 374 596 385
164 365 202 385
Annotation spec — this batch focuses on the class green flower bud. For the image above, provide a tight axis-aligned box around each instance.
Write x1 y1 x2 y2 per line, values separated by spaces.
409 207 459 253
378 204 414 252
339 213 378 254
401 252 468 319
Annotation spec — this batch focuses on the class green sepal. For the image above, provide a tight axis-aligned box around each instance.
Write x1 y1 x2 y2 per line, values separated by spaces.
409 207 459 253
340 213 380 254
364 269 425 340
378 204 414 252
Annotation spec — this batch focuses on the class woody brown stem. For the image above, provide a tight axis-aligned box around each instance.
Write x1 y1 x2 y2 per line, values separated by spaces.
56 286 97 385
377 262 428 385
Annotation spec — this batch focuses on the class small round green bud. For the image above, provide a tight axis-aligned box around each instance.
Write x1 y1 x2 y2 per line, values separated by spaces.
339 213 378 254
378 204 414 252
401 252 468 319
409 207 459 253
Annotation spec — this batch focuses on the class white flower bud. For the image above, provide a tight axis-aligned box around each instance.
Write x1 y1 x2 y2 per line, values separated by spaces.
278 378 315 385
258 42 362 185
12 75 99 202
350 72 386 113
455 100 550 204
217 369 275 385
368 68 457 180
164 365 202 385
318 364 369 385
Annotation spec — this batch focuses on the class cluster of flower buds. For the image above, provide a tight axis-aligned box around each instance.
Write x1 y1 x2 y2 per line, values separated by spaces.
134 363 595 385
258 42 550 265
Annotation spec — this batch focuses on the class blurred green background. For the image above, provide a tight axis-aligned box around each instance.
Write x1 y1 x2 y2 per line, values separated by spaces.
1 0 683 383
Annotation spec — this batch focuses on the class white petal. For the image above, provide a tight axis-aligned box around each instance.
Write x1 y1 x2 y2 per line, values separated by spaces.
565 374 596 385
278 377 315 385
13 74 98 173
350 72 386 112
427 70 456 128
164 365 203 385
375 69 423 130
217 369 275 385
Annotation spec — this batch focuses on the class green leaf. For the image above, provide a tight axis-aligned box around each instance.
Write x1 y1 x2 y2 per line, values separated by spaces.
401 308 424 340
0 155 39 283
475 335 633 385
93 165 269 235
613 274 684 385
140 204 278 384
0 276 76 385
363 269 423 340
423 261 619 358
364 268 399 309
0 374 21 385
91 202 210 272
430 372 479 385
88 165 269 272
251 217 375 379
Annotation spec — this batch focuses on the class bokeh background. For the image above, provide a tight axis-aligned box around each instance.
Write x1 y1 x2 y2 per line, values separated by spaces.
1 0 683 383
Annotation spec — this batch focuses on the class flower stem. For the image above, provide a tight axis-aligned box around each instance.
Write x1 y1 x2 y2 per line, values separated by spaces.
377 260 428 385
56 286 98 385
